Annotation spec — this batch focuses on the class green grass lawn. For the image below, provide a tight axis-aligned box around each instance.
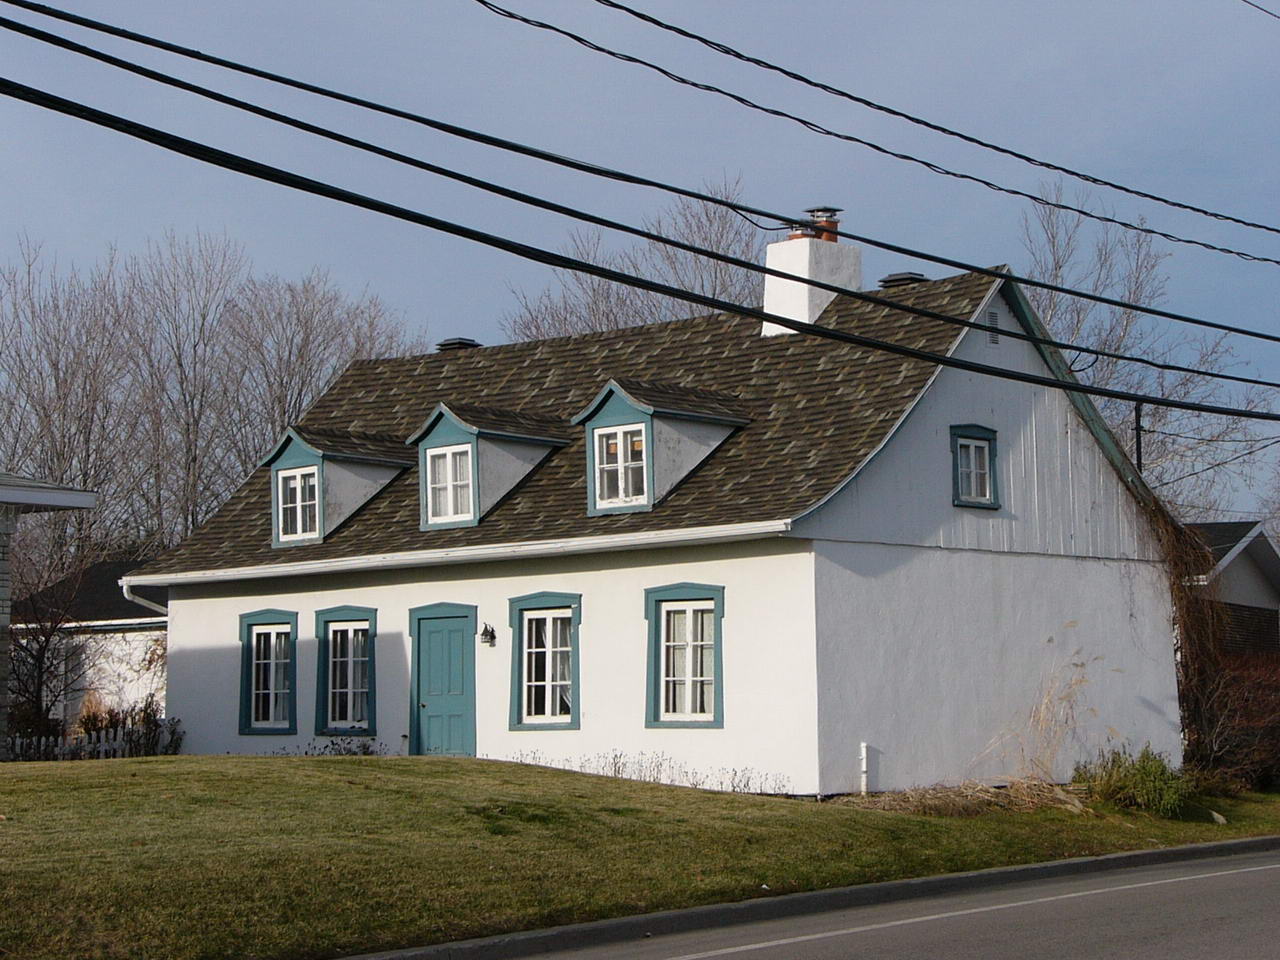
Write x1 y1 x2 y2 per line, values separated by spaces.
2 757 1279 960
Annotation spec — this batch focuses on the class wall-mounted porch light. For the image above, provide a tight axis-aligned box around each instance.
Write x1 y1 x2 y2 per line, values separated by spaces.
479 623 497 646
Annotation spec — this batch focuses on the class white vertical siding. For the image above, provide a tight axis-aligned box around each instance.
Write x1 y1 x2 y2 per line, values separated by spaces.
794 294 1160 562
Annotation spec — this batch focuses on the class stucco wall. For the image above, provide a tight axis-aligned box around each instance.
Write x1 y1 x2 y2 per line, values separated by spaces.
814 540 1181 793
166 538 820 792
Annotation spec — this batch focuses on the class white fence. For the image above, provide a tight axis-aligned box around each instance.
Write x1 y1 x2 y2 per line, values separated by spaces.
6 719 181 761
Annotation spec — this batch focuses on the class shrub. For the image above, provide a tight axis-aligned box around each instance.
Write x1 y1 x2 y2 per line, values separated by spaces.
1072 746 1194 818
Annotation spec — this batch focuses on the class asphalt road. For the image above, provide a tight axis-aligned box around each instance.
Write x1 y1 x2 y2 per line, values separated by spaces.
536 850 1280 960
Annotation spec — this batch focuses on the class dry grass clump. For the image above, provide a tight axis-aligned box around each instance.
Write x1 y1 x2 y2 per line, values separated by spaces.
834 778 1089 817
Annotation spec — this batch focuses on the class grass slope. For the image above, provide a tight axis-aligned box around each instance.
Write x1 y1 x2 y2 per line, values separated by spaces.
2 756 1278 960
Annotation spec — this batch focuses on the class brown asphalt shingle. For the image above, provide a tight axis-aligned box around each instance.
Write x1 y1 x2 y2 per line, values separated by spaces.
139 270 997 577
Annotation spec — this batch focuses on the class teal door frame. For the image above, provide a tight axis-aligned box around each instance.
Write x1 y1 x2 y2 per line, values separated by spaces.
408 603 477 756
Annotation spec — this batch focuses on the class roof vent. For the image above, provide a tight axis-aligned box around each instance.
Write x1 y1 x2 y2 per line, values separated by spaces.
879 271 927 289
436 337 482 352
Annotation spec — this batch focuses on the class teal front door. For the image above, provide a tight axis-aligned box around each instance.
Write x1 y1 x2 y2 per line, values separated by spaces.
409 605 477 756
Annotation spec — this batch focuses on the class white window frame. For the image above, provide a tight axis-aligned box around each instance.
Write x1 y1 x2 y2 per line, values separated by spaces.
425 443 474 523
250 623 292 728
660 599 716 721
277 465 319 541
326 620 370 730
955 437 993 504
593 423 647 509
521 608 574 724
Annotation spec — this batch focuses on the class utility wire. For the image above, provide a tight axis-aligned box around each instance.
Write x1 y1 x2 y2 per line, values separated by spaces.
1239 0 1280 21
470 0 1280 268
1151 437 1280 488
588 0 1280 239
5 75 1280 435
4 2 1279 348
1147 428 1280 443
7 14 1279 396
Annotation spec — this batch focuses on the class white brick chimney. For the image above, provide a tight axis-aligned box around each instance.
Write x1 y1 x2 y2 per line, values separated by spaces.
761 207 861 336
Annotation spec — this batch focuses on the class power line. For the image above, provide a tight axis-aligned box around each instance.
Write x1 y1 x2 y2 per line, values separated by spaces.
7 14 1280 396
588 0 1280 239
470 0 1280 268
4 2 1280 349
1146 428 1280 444
1239 0 1280 21
4 75 1280 435
1151 437 1280 488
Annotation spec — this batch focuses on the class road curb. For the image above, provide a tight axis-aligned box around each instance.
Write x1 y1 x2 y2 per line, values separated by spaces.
348 834 1280 960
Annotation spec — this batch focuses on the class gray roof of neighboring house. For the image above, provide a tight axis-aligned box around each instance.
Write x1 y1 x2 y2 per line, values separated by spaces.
136 270 1017 577
13 560 166 625
1187 521 1264 564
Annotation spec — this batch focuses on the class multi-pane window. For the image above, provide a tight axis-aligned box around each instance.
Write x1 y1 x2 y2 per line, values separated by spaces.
661 600 716 718
955 437 992 503
327 620 370 728
278 466 319 540
522 608 573 722
595 424 646 507
251 624 292 727
427 444 473 522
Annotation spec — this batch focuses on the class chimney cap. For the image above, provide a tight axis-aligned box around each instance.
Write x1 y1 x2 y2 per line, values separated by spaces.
879 271 928 289
804 206 843 220
436 336 482 352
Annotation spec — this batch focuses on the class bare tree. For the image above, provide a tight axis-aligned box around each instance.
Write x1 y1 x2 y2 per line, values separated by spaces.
503 177 766 340
220 270 427 479
1021 182 1263 516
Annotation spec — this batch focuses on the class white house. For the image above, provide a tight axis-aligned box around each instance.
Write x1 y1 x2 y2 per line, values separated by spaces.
1188 521 1280 656
11 559 168 727
123 215 1183 794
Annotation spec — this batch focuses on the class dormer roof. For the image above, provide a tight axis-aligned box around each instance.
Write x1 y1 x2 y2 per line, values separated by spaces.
571 379 749 426
408 402 572 447
262 426 416 468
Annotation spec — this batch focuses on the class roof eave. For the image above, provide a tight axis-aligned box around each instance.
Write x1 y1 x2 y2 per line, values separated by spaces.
123 519 793 587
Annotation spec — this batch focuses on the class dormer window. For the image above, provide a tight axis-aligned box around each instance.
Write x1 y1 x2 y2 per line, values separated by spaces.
573 379 747 517
277 466 318 541
426 444 474 523
595 424 647 508
262 426 413 548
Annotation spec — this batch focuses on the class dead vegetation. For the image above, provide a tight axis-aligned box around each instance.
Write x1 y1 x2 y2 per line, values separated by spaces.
833 777 1089 817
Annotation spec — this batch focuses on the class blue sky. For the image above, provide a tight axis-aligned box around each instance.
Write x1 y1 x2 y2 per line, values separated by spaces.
3 0 1279 505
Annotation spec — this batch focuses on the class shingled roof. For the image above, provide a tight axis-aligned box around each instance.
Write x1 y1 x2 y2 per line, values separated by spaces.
137 270 998 577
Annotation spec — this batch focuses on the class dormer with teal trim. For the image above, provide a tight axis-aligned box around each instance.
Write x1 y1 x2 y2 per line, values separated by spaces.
407 402 570 530
572 379 748 516
261 426 414 548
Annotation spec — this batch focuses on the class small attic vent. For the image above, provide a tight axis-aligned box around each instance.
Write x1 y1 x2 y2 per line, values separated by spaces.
987 309 999 345
436 337 482 352
879 271 926 289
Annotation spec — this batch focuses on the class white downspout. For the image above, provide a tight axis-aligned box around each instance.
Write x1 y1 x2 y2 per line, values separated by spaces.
121 580 168 616
860 741 869 796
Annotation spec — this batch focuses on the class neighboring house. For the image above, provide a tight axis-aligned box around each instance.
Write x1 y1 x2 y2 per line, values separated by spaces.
11 560 168 727
1188 521 1280 656
124 213 1183 794
0 472 97 753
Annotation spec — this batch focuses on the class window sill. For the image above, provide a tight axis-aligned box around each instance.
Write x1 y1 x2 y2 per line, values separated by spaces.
953 498 1001 510
589 500 652 516
317 727 376 737
509 719 580 731
645 717 723 729
239 725 297 736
